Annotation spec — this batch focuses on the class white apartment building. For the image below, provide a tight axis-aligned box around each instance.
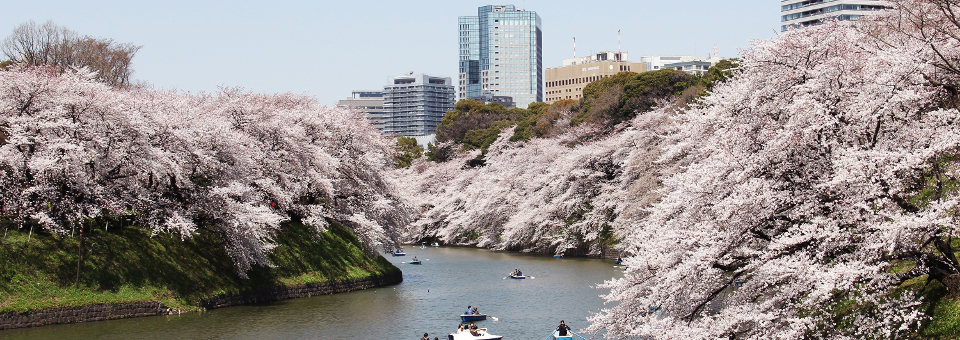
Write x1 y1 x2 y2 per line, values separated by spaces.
641 51 721 72
382 73 455 138
780 0 889 31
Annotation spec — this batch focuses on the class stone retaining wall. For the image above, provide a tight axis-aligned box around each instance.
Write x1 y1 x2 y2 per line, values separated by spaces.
199 271 403 309
0 271 403 330
0 301 173 330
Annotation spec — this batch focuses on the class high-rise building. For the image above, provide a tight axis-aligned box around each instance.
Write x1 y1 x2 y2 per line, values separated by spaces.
780 0 890 31
382 72 455 138
337 90 385 132
545 51 647 103
459 4 542 109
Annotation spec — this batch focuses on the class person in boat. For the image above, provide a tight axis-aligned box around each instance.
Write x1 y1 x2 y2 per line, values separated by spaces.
469 323 478 330
516 269 522 276
473 305 480 315
420 332 429 340
464 305 474 315
412 256 418 262
557 320 571 336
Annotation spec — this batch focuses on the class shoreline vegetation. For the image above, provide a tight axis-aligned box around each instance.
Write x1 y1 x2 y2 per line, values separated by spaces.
0 218 400 328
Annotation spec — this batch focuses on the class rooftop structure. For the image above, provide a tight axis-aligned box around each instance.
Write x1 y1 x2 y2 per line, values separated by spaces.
661 60 714 75
640 51 721 72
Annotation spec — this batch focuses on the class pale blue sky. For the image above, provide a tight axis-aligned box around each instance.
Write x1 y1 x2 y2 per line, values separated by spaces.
2 1 779 106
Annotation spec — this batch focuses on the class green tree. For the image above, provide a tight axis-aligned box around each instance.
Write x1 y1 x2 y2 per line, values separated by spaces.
574 69 692 126
426 142 456 162
393 136 423 168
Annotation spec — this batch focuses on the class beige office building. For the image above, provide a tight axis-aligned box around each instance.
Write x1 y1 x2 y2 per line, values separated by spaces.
544 51 647 103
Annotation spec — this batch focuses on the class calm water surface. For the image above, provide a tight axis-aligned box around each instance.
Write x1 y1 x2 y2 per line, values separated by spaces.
0 246 622 340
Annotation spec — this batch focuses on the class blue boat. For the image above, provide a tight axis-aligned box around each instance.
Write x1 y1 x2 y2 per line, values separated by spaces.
392 250 406 257
553 254 563 258
460 314 487 322
409 260 422 265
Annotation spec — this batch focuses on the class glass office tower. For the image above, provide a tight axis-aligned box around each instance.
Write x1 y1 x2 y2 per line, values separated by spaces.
459 5 542 109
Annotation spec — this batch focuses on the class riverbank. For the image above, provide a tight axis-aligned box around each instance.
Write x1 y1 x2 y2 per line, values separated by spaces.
0 218 401 330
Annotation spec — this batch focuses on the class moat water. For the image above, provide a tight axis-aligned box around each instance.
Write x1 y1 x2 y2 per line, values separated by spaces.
0 246 623 339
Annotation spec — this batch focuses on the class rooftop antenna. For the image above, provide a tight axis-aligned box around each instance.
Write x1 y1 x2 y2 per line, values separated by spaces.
518 0 524 10
618 30 621 61
573 37 576 59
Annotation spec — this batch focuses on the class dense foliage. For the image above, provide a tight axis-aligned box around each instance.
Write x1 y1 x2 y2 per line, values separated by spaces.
393 136 423 168
0 66 409 277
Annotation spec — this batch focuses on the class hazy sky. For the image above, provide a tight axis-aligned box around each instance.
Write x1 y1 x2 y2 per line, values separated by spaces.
2 1 780 106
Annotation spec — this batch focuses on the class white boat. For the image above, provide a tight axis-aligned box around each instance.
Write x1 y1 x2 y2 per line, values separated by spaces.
392 250 406 256
448 327 502 340
552 330 573 339
509 274 526 279
432 242 440 247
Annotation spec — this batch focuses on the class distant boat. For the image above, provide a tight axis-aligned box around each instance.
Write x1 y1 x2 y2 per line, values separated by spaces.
432 242 440 247
460 314 487 322
509 274 526 279
614 258 622 265
448 326 501 340
409 260 422 265
552 330 574 339
553 254 563 258
392 250 406 256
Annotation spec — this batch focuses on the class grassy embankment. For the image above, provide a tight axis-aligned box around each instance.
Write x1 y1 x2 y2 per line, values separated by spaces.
0 218 398 313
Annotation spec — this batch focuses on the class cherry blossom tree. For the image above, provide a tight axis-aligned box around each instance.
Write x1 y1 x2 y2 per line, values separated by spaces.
395 1 960 337
586 6 960 339
0 65 409 276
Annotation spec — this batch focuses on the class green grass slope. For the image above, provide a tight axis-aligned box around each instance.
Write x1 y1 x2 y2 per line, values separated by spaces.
0 219 398 313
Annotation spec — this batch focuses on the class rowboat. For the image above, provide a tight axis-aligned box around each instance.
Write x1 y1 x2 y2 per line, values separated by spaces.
509 274 526 279
432 242 440 247
409 260 422 265
460 314 487 322
392 251 406 256
552 330 573 339
448 327 502 340
553 254 563 258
